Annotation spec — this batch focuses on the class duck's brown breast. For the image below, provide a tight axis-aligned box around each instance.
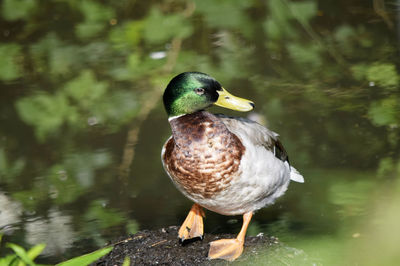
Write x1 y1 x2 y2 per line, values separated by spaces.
163 111 245 199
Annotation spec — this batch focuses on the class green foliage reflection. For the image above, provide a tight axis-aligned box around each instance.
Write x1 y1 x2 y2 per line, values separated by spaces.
0 44 22 81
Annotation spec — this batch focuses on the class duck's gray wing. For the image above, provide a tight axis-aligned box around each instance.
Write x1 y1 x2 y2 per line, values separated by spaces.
215 114 304 183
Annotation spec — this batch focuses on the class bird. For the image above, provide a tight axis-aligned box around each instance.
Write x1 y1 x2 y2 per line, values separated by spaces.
161 72 304 261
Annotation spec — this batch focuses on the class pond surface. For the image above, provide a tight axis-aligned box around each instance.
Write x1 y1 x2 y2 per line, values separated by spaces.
0 0 399 264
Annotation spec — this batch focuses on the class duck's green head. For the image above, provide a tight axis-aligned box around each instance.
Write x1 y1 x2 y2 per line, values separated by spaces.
163 72 254 118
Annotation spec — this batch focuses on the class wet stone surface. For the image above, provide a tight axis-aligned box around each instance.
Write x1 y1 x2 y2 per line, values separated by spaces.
94 226 280 265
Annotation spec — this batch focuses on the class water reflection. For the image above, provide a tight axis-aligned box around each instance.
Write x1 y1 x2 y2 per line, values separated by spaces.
25 209 75 256
0 0 399 264
0 192 22 235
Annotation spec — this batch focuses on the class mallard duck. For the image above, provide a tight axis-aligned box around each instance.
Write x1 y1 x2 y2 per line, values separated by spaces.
161 72 304 261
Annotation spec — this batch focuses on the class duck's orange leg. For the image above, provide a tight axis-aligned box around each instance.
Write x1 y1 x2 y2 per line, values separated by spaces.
208 211 253 261
178 203 205 241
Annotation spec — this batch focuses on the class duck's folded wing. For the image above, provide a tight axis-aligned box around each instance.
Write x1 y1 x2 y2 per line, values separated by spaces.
216 114 304 183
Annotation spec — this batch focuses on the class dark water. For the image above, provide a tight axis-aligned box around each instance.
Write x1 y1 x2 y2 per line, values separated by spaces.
0 0 399 264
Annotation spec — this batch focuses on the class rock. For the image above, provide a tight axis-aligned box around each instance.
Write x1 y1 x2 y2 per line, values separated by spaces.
94 226 280 265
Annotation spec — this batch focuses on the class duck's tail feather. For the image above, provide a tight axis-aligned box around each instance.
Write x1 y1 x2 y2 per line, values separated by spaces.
290 167 304 183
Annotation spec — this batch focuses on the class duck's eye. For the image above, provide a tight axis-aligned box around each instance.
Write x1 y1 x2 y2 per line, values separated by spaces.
194 88 205 95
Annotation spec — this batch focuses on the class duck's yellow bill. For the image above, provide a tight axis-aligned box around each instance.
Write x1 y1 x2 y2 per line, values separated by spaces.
214 88 254 112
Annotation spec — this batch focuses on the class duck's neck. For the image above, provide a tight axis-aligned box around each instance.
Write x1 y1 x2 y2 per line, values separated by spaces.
169 111 231 148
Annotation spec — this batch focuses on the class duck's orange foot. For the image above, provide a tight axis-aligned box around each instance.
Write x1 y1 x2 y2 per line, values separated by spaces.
178 204 205 242
208 211 253 261
208 238 244 261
